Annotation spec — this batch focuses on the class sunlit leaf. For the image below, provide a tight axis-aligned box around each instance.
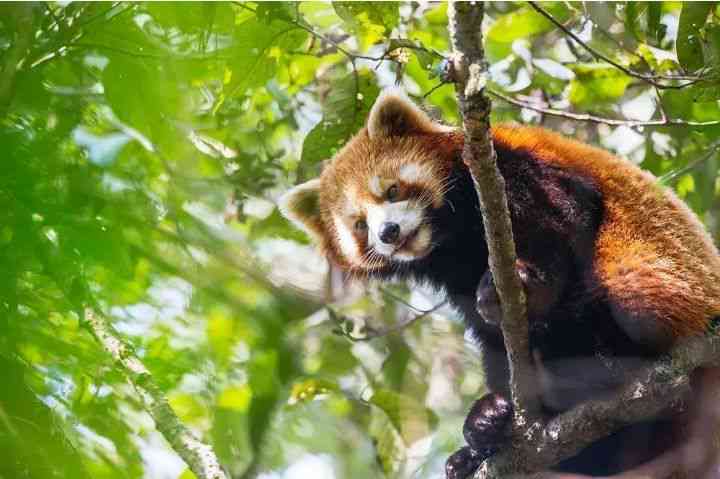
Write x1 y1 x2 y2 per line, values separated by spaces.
486 3 569 59
301 69 380 165
369 389 438 445
569 65 632 107
227 14 308 97
677 2 715 72
218 385 253 412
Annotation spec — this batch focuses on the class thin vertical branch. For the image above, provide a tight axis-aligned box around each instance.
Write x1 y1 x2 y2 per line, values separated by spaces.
447 2 540 426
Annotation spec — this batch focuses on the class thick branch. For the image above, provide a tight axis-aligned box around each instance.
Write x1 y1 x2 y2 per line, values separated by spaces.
448 3 720 478
84 309 229 479
447 2 539 424
478 335 720 477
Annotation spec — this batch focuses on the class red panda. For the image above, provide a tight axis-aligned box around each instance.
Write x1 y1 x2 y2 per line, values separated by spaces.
279 91 720 478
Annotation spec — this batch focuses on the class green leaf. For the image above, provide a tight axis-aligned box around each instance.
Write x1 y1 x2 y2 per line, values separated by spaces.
368 408 404 475
647 2 663 44
227 15 308 97
207 308 235 363
486 3 569 60
147 3 234 33
333 2 399 33
301 69 380 165
677 2 715 72
217 385 253 412
568 65 632 107
168 393 207 423
103 56 180 142
624 2 647 41
332 2 398 49
177 469 197 479
703 23 720 69
256 3 296 24
289 378 338 403
677 173 696 197
368 389 438 445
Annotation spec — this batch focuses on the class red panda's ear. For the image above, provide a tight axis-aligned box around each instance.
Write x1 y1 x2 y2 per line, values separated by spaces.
367 90 446 140
278 179 325 241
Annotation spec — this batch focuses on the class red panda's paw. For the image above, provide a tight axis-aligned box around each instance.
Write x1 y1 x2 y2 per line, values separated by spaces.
445 446 482 479
446 393 513 478
463 393 513 451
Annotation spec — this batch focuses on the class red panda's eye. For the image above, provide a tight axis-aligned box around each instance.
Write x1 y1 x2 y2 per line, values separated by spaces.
386 184 399 202
354 219 368 232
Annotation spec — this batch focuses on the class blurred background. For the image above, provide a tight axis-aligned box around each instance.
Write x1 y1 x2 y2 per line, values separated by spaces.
0 2 718 478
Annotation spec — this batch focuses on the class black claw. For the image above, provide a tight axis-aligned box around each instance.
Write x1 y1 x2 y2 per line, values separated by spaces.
462 393 513 453
445 446 482 479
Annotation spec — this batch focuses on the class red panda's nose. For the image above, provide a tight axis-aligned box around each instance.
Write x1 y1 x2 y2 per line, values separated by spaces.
379 222 401 244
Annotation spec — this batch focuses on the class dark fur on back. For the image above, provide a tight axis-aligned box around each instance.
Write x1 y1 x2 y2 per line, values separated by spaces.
373 139 677 475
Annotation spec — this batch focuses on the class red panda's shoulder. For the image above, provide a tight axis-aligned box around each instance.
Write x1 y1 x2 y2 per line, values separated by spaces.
490 124 720 336
490 124 622 177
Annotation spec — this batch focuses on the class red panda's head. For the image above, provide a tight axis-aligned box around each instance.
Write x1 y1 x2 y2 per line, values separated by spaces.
279 91 461 274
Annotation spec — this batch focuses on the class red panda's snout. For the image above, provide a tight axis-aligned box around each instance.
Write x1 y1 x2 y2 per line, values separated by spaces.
329 170 439 269
365 200 434 263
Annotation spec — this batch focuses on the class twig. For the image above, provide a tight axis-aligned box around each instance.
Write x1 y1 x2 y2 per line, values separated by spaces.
0 4 36 117
336 299 447 342
423 81 448 99
235 3 441 65
528 2 703 90
489 89 720 127
659 140 720 184
447 0 539 429
83 309 229 479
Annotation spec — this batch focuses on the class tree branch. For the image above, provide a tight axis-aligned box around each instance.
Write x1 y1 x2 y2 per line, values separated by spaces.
488 89 720 127
527 2 703 90
448 3 720 478
83 309 229 479
478 334 720 477
447 0 540 427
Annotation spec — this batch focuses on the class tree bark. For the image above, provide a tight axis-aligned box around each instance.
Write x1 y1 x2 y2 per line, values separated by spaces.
447 0 540 432
84 309 229 479
447 2 720 477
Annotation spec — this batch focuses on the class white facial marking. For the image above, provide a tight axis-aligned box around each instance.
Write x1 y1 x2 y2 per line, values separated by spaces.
366 201 424 256
333 214 360 262
399 163 431 185
394 225 433 262
368 176 383 197
399 163 444 207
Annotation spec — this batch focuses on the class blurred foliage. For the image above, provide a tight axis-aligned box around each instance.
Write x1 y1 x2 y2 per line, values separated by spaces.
0 2 718 479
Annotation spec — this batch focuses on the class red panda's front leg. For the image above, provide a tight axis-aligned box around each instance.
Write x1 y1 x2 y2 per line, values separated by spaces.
448 258 569 479
476 258 568 327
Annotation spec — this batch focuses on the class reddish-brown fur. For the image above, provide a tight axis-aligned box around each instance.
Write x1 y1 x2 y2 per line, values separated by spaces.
491 125 720 338
281 92 720 477
317 123 720 337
